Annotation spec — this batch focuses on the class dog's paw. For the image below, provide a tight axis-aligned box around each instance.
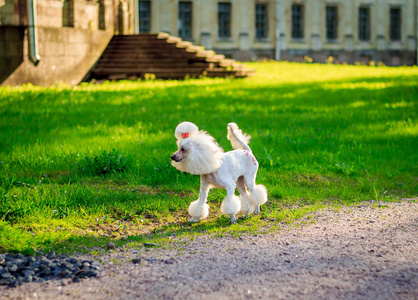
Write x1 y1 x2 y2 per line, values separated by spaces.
253 206 260 215
230 215 237 224
188 218 199 223
241 212 250 219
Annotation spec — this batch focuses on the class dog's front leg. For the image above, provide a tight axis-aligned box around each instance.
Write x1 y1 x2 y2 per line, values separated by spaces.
188 179 210 223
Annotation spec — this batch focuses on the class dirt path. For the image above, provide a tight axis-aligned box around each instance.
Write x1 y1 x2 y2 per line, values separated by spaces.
2 200 417 300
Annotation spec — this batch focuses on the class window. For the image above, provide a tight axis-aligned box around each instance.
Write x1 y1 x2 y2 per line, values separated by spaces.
98 0 105 30
255 3 268 39
218 2 231 38
358 7 370 41
390 8 401 41
291 4 304 39
139 1 151 33
326 6 338 40
62 0 74 27
179 2 192 38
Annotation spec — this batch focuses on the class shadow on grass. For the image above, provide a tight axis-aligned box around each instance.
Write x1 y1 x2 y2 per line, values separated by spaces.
1 73 417 187
1 74 417 151
9 198 324 255
38 212 272 255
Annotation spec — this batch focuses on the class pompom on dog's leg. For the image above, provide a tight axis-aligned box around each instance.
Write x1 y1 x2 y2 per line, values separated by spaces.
220 195 241 224
248 184 268 214
244 176 267 215
220 182 241 224
187 179 210 222
188 201 209 222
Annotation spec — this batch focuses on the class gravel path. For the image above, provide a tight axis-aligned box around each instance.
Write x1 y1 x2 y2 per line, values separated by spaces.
2 200 417 300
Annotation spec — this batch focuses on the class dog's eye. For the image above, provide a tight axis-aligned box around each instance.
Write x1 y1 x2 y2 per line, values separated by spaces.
181 147 185 152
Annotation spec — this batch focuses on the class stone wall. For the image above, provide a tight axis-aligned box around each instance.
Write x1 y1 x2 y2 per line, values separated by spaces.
1 27 112 86
0 0 117 86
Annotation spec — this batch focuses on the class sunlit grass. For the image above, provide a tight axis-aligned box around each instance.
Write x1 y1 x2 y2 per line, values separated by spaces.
0 62 417 254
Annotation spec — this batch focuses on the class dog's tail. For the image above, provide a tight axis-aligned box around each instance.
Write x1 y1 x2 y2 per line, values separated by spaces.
227 123 252 152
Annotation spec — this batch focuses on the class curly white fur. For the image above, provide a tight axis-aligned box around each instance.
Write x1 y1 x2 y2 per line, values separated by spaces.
171 122 224 175
227 122 251 151
220 195 241 215
171 122 268 224
188 200 209 221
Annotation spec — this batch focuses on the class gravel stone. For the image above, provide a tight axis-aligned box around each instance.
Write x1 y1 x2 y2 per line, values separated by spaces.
106 242 116 250
47 251 56 260
131 258 141 264
1 272 14 279
83 270 98 278
24 256 35 265
59 270 72 278
8 265 17 272
22 270 35 277
8 279 20 288
66 258 78 264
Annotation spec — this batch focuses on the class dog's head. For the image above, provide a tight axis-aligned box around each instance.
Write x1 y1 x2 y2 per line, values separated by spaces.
170 138 192 163
171 122 224 175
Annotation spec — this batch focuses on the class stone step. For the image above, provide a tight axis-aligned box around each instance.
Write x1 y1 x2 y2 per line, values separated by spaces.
97 57 208 64
87 32 253 81
92 67 207 74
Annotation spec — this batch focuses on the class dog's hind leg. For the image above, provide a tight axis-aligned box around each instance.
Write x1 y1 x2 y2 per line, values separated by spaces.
188 178 210 222
244 176 268 215
220 181 241 224
236 177 255 218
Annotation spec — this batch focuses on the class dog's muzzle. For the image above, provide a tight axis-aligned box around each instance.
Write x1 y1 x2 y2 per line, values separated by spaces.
171 154 182 162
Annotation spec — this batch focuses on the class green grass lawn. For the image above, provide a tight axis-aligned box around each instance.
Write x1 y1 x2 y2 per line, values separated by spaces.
0 62 417 254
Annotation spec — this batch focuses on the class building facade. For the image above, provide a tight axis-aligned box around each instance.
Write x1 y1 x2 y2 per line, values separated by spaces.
134 0 418 65
1 0 417 86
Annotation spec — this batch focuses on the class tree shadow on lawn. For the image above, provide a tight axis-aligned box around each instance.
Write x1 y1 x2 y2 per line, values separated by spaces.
48 211 269 255
17 192 321 256
1 74 416 152
1 75 416 202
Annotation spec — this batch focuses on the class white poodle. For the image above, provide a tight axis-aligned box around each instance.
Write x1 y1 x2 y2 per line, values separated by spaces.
171 122 268 224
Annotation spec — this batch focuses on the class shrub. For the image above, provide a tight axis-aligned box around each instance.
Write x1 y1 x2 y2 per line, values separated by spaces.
78 149 130 176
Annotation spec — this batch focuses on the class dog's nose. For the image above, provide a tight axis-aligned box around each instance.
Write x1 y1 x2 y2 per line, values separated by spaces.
171 155 176 161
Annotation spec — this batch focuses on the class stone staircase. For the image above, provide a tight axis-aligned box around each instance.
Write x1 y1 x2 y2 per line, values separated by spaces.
86 33 254 81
